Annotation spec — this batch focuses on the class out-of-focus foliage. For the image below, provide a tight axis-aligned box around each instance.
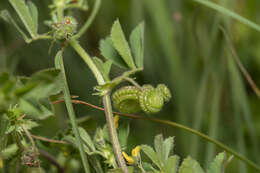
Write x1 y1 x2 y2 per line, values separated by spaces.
0 0 260 172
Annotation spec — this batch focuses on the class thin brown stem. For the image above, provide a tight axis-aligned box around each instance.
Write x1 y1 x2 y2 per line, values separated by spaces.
21 125 37 155
31 135 69 144
220 27 260 98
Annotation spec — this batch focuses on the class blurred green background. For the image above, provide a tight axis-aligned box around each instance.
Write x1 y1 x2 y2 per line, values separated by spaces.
1 0 260 172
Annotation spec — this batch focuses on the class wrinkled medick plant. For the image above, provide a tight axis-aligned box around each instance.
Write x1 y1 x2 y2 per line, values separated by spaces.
1 0 259 173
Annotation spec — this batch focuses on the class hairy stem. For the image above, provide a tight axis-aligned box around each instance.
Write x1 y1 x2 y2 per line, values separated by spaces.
103 92 129 172
55 51 91 173
69 38 129 173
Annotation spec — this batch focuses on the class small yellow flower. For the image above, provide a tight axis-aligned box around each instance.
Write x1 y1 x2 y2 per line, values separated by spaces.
122 152 135 165
0 156 3 168
114 115 120 128
131 146 140 157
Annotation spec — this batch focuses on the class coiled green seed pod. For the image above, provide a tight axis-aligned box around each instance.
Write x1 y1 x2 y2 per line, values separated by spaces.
139 85 164 114
112 86 141 113
112 84 172 114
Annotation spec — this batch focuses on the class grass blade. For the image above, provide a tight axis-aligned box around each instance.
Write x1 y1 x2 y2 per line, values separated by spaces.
193 0 260 32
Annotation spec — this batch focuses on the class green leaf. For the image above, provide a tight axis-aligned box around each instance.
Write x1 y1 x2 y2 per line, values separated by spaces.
100 37 128 69
118 123 129 150
154 134 164 164
163 136 174 162
19 98 53 120
111 20 136 69
16 68 62 119
0 10 30 42
17 68 62 99
27 1 38 34
21 119 39 131
130 22 144 68
193 0 260 32
1 143 18 159
207 152 226 173
141 145 162 170
154 134 174 165
78 127 96 152
179 156 205 173
93 57 112 81
9 0 37 37
164 155 179 173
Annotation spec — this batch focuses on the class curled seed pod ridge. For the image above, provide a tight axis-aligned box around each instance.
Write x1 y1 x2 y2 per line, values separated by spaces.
139 85 164 114
112 86 141 113
156 84 172 102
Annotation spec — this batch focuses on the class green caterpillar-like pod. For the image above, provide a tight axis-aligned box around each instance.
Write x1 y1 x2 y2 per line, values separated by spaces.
112 86 142 113
139 85 164 114
112 84 172 114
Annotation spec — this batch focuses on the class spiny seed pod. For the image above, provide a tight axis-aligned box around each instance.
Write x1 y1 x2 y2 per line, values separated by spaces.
54 16 78 40
112 84 172 114
112 86 141 114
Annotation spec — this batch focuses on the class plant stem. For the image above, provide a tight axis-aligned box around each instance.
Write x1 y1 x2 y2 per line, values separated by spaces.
103 92 129 172
69 39 104 83
74 0 101 39
31 134 69 144
125 77 142 90
55 51 91 173
69 38 129 173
